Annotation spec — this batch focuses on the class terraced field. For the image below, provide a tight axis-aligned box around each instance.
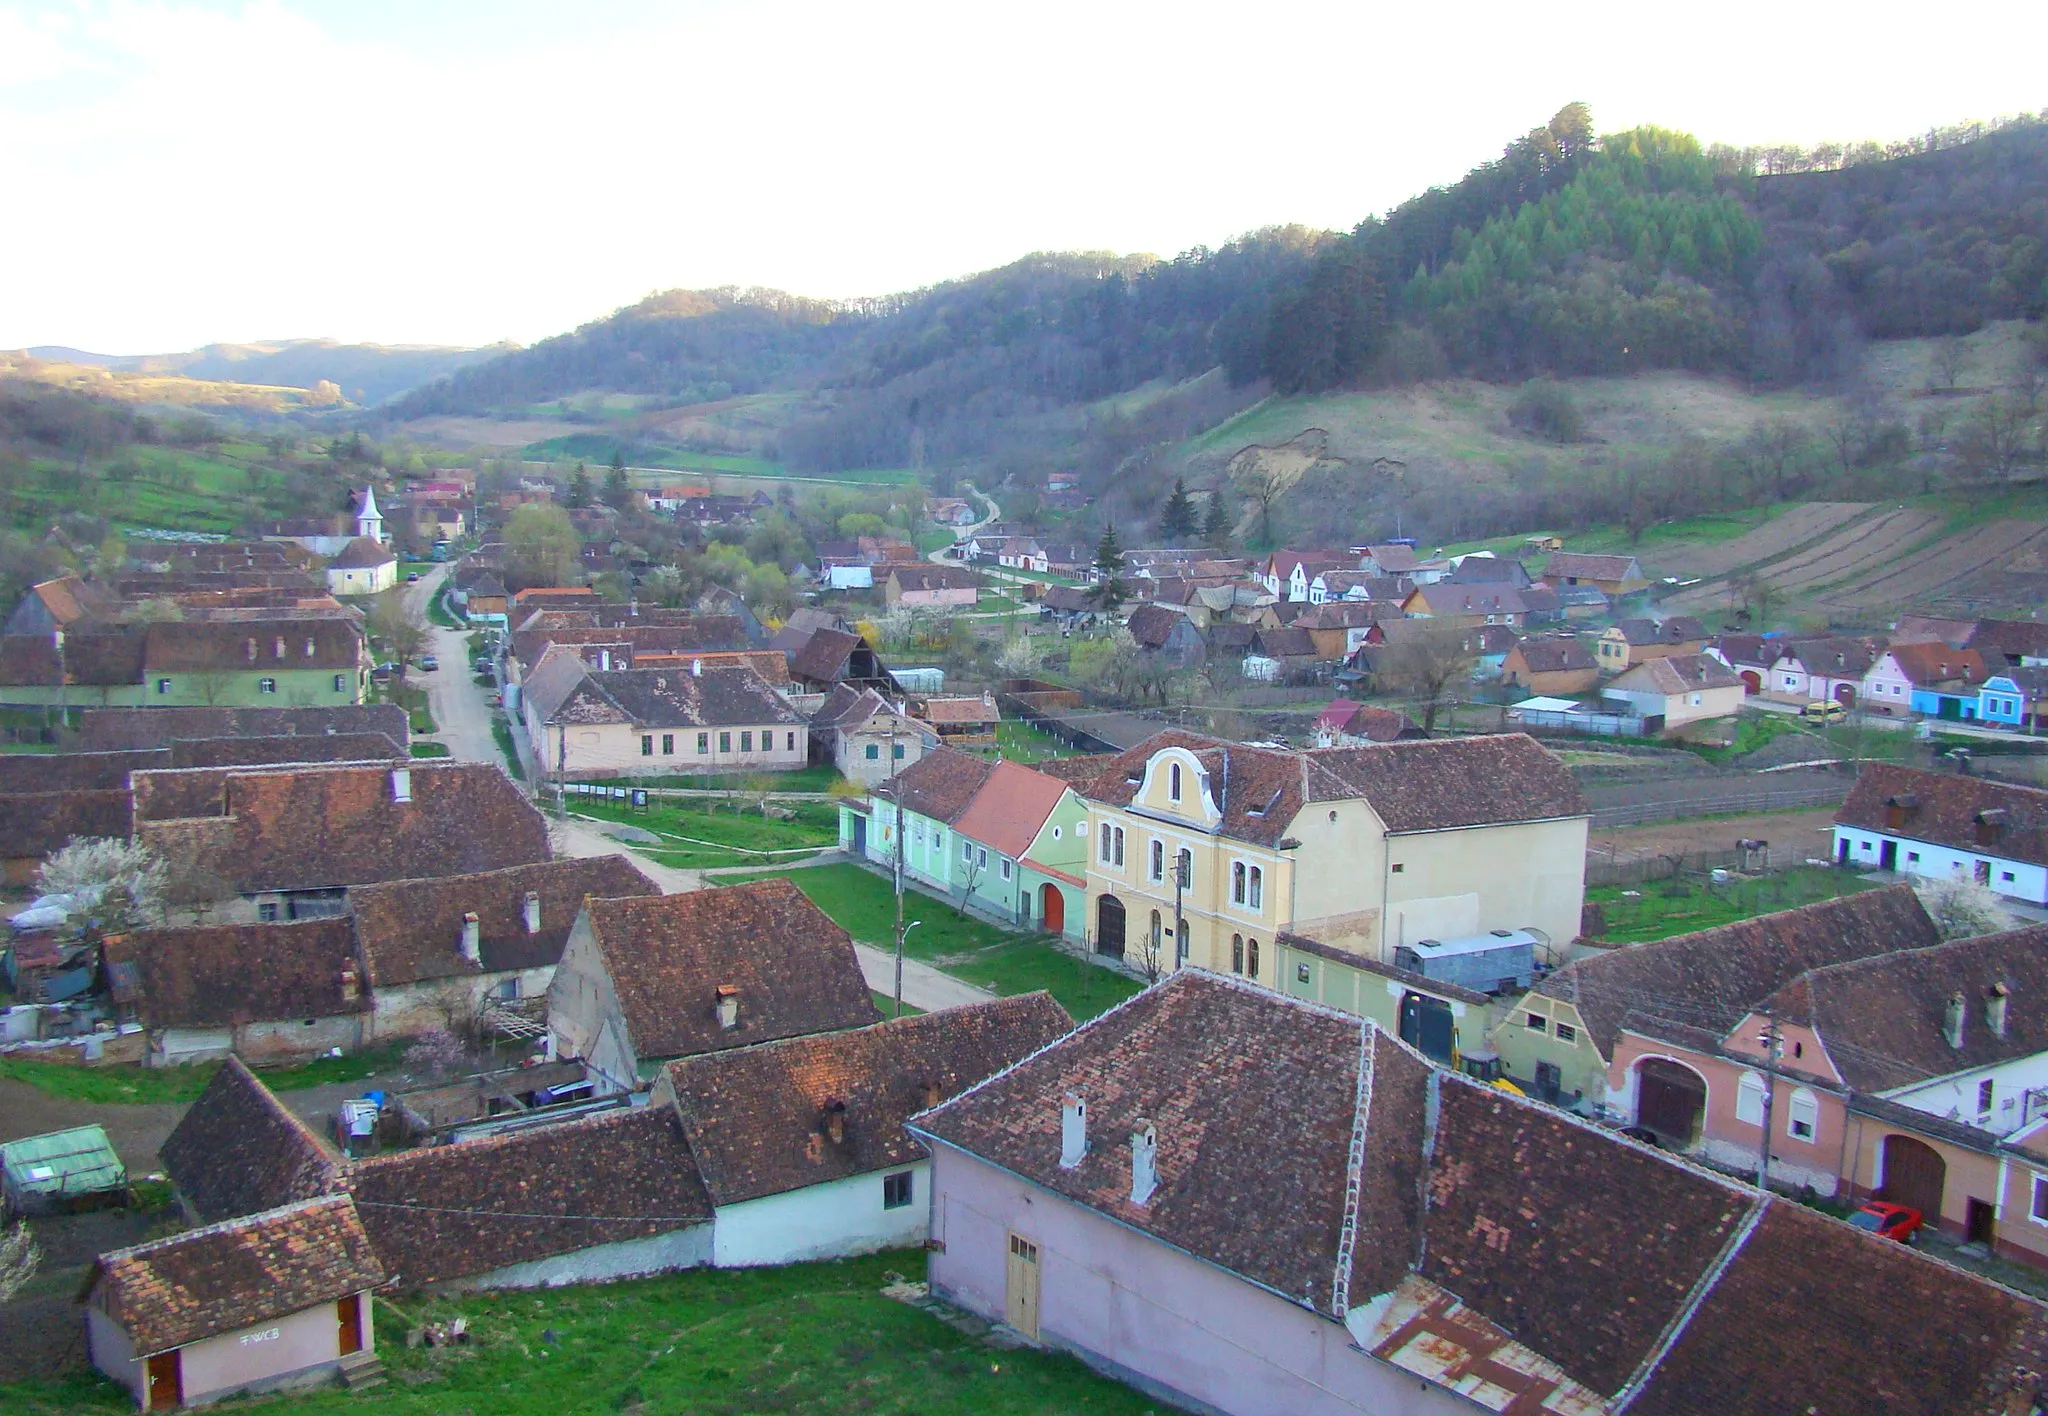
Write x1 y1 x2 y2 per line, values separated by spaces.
1662 507 1945 613
1645 502 1873 580
1815 519 2048 611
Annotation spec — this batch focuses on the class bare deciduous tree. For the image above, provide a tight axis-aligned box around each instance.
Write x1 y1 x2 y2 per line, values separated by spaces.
1379 627 1474 736
0 1222 40 1303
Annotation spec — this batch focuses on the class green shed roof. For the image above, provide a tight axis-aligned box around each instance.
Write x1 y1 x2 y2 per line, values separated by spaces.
0 1125 127 1197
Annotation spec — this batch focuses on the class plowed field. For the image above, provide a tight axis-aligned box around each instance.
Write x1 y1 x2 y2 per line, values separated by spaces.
1816 519 2048 610
1664 508 1944 611
1650 502 1874 579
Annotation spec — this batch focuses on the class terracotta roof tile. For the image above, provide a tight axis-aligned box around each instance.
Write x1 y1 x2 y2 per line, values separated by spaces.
950 760 1073 860
583 880 880 1061
1509 638 1597 673
0 790 132 859
347 1106 710 1287
88 1196 383 1356
666 994 1072 1206
160 1058 345 1223
1885 641 1991 687
75 705 409 750
350 855 659 986
0 749 162 793
105 919 368 1029
1610 653 1745 695
875 745 997 825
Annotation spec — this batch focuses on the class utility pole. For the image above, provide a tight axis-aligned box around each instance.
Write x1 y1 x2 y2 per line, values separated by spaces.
1173 849 1188 970
889 714 907 1017
1755 1009 1783 1192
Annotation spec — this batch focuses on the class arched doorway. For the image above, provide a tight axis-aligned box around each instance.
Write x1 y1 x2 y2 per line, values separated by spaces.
1741 670 1761 695
1834 682 1856 706
1399 992 1455 1063
1096 894 1125 959
1879 1134 1946 1219
1635 1058 1707 1147
1040 884 1064 935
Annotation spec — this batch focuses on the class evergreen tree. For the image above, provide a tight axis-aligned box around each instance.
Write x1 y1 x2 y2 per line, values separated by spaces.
566 462 592 508
1160 476 1196 539
603 451 632 509
1090 522 1129 614
1203 487 1232 549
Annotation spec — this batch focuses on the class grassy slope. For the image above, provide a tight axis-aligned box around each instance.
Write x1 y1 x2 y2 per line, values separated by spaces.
6 1252 1154 1415
0 1045 408 1106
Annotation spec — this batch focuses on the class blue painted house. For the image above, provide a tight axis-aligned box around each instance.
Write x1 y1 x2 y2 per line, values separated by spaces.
1980 667 2048 730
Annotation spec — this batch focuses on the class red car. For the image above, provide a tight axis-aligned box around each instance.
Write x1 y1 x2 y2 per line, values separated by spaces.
1849 1201 1923 1244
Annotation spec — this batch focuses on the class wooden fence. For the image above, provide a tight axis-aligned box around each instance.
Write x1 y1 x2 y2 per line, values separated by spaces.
1588 781 1849 829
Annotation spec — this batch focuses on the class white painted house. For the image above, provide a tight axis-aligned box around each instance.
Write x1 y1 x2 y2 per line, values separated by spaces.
658 994 1071 1267
1833 764 2048 905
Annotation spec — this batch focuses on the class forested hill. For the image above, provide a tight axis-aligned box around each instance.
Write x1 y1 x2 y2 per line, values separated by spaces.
386 108 2048 473
30 339 506 407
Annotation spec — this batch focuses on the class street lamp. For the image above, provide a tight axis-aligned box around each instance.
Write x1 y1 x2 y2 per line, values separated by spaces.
895 920 922 1018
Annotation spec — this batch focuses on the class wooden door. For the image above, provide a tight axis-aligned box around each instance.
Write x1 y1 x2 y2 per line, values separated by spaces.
146 1350 182 1410
1636 1059 1706 1146
1040 885 1063 935
337 1294 363 1356
1968 1197 1997 1246
1879 1134 1947 1220
1004 1233 1040 1340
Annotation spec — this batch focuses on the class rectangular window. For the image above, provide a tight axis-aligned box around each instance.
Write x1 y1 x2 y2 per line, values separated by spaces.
866 743 880 760
892 742 905 759
2004 871 2016 883
720 732 731 753
2034 1177 2048 1224
1390 863 1404 874
1554 1023 1577 1043
258 677 277 694
1000 858 1013 881
1980 1079 1996 1116
697 732 710 754
1099 823 1111 863
641 735 654 756
1525 1013 1547 1032
1907 851 1921 863
332 674 346 692
741 731 753 752
1113 828 1125 867
258 902 280 922
787 732 796 751
883 1170 914 1210
156 678 172 695
1297 963 1311 984
977 847 988 869
659 734 672 754
1787 1090 1818 1141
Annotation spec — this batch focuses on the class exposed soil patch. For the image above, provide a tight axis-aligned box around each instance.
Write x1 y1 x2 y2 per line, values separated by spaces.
1817 518 2048 611
1650 501 1873 580
0 1207 165 1379
1589 807 1842 865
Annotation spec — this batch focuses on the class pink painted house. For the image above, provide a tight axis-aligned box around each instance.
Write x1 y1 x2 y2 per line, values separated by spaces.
910 969 2048 1416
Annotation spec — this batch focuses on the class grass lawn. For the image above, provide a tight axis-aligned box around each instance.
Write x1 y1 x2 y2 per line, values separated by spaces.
570 796 838 868
426 588 463 629
2 1252 1154 1416
917 525 960 553
565 763 846 793
0 1045 410 1107
1587 867 1879 942
1689 710 1812 763
721 864 1143 1020
872 990 925 1018
409 742 452 758
490 718 526 780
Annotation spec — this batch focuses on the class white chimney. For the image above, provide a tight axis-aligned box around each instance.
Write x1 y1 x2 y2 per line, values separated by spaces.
1130 1120 1158 1206
1988 983 2010 1039
1944 991 1967 1050
523 891 542 934
716 984 739 1030
692 657 703 677
390 768 411 802
459 911 482 965
1059 1092 1088 1169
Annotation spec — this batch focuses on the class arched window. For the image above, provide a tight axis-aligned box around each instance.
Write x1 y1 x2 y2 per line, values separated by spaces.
1150 839 1164 882
1247 938 1261 980
1786 1088 1819 1142
1150 910 1162 949
1176 848 1192 890
1113 828 1125 867
1231 934 1244 974
1232 862 1246 904
1247 867 1264 910
1735 1072 1767 1127
1099 822 1112 863
1169 762 1183 801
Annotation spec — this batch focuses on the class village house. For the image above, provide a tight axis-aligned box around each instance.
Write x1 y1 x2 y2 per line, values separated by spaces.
778 623 891 694
1443 553 1533 589
1270 931 1492 1064
911 968 2048 1416
884 564 981 608
925 496 979 527
1863 642 1991 719
520 655 806 779
446 563 509 625
1496 884 1937 1109
348 856 660 1039
347 1104 714 1290
1593 615 1707 673
1310 700 1422 748
807 684 937 785
84 1195 385 1410
1967 617 2048 667
1833 763 2048 903
0 787 133 886
1500 636 1600 695
1292 601 1388 660
133 761 550 923
1760 635 1884 706
322 538 398 597
258 488 387 559
1542 550 1649 598
103 918 372 1066
1307 570 1410 605
1602 652 1745 734
1981 666 2048 729
1069 730 1587 978
5 573 115 635
1606 925 2048 1269
0 619 369 709
1242 625 1321 682
160 1059 344 1225
1398 582 1529 629
656 993 1071 1267
1123 603 1204 667
546 879 880 1094
914 691 1001 744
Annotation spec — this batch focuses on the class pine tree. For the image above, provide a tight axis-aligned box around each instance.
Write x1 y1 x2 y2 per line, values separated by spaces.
566 463 592 508
1203 487 1231 549
603 458 631 510
1090 522 1129 614
1160 476 1196 539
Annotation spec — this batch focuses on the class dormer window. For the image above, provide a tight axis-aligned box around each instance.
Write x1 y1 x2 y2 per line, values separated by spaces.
1169 762 1182 802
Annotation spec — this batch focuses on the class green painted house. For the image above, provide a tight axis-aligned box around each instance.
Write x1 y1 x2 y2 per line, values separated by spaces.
0 620 367 709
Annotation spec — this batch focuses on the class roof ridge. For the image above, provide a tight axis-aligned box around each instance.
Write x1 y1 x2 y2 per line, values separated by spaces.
97 1191 355 1261
1609 1197 1772 1411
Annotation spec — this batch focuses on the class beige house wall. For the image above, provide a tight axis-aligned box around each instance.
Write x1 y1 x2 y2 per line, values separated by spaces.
528 716 808 779
1488 993 1609 1104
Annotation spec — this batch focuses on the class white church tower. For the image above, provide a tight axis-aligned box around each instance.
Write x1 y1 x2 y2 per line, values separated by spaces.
355 485 384 544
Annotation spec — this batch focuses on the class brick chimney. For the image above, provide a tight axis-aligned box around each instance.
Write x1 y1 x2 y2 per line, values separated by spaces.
1059 1092 1088 1169
339 963 360 1001
824 1098 847 1145
523 891 543 934
716 984 739 1031
923 1079 943 1110
1130 1119 1158 1206
460 911 482 965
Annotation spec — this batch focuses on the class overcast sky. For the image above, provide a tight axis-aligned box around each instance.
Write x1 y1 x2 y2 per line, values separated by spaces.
4 0 2046 354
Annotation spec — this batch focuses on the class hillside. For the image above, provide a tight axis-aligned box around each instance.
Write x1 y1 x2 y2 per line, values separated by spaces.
22 339 502 407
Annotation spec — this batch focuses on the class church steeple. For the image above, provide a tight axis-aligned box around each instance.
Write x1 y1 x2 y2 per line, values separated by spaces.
356 486 384 543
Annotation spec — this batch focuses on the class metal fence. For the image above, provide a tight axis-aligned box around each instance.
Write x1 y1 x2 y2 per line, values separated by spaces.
1588 781 1849 829
1585 848 1755 889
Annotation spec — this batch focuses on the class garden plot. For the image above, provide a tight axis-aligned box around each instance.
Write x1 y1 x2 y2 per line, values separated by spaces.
1663 508 1944 612
1814 519 2048 612
1651 502 1875 580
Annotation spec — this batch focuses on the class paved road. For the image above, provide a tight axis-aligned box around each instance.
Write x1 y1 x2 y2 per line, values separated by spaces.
406 570 985 1013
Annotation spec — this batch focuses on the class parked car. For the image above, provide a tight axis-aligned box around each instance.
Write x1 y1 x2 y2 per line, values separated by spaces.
419 655 439 671
370 662 396 681
406 572 421 583
1801 701 1849 724
1848 1201 1922 1244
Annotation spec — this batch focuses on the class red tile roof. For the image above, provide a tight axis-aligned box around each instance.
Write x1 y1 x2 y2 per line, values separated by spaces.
950 760 1073 860
160 1058 345 1223
104 918 369 1029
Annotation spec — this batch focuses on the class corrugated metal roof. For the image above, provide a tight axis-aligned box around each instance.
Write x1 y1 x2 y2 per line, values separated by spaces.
0 1124 126 1195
